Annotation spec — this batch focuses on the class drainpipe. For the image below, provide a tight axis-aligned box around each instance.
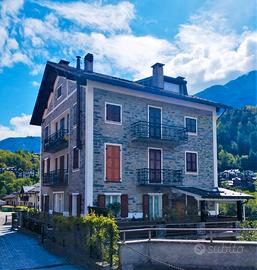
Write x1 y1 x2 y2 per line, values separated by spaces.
76 78 82 149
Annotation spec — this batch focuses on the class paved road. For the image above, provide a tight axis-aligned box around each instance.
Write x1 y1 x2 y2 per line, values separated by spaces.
0 223 85 270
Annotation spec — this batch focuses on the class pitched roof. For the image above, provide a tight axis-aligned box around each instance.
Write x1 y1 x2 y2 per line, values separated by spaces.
30 61 230 126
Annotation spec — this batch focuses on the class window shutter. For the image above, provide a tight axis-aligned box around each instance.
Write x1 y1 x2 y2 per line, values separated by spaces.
69 195 72 216
41 195 44 212
121 194 128 218
77 194 82 217
45 195 49 212
98 194 105 208
162 194 169 210
143 194 149 220
106 145 121 181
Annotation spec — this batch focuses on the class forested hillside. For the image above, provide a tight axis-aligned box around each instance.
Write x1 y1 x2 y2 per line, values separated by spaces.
0 150 39 197
218 106 257 171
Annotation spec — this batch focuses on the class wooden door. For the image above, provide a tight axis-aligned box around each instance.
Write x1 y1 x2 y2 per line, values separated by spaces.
149 149 161 183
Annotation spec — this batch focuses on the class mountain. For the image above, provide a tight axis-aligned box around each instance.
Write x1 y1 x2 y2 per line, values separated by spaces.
196 70 257 108
0 137 40 153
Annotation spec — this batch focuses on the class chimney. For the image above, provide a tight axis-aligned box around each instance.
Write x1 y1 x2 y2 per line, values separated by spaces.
84 53 93 72
76 56 81 69
151 63 164 88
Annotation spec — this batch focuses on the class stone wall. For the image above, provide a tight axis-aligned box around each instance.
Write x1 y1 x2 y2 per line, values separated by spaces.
93 88 215 217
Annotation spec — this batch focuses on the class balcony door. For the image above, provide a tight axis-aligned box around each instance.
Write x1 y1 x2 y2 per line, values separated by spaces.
59 155 65 182
148 106 161 139
149 149 162 183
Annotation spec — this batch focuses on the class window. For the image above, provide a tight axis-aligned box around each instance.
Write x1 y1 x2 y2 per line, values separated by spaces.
105 144 121 182
105 103 122 124
185 152 198 174
73 104 77 126
67 114 70 132
105 194 121 207
66 153 69 169
53 192 64 213
185 117 197 135
57 85 62 98
73 147 80 170
44 126 49 140
60 117 65 130
149 194 162 220
72 194 78 217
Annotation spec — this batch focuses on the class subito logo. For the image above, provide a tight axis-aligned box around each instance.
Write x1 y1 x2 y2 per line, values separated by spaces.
194 244 206 255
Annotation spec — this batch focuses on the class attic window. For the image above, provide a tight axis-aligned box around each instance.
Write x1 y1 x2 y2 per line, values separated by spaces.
57 86 62 98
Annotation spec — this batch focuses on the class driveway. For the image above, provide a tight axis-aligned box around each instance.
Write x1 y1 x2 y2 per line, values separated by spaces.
0 222 86 270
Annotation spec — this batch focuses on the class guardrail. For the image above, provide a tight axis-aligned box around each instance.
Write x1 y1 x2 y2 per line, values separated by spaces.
120 227 257 243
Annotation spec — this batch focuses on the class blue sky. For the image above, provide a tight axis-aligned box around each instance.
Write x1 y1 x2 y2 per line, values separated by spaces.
0 0 256 139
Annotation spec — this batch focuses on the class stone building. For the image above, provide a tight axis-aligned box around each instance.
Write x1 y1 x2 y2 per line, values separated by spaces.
30 54 252 220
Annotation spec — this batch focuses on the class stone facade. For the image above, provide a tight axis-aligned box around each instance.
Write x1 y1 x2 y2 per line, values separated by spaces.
92 87 214 217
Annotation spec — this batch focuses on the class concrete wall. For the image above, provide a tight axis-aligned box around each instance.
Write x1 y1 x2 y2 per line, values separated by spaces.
120 239 257 270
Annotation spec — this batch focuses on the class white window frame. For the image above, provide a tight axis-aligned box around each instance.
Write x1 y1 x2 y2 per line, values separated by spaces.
104 193 121 206
148 193 163 219
104 143 122 182
72 146 80 172
71 193 79 217
148 105 163 138
53 191 64 213
56 84 63 100
148 147 163 183
184 116 197 136
105 102 122 125
185 151 198 175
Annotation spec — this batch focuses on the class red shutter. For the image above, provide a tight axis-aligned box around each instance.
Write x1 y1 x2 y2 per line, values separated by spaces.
106 145 120 181
162 194 169 210
77 194 82 217
98 194 105 208
121 194 128 218
69 195 72 216
143 194 149 220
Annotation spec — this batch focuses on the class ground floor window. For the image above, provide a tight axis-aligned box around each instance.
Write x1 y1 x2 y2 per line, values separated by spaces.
53 192 64 213
105 194 121 216
149 194 162 220
72 194 78 217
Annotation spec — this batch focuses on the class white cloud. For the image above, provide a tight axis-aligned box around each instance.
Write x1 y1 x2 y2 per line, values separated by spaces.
32 81 40 87
36 1 135 32
0 114 41 140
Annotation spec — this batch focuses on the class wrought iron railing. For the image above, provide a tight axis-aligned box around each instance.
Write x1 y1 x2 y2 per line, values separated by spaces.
131 121 188 142
44 129 69 152
137 168 183 186
42 169 68 186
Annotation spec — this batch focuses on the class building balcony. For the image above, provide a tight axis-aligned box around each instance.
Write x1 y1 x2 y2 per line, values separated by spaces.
137 168 183 186
44 129 69 153
42 169 68 186
131 121 188 144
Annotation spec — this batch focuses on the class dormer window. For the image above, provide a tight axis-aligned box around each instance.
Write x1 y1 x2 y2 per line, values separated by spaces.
57 85 62 98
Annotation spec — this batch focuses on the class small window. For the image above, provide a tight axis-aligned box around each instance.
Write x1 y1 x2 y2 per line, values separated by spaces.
106 103 121 124
105 144 121 181
186 152 198 173
73 104 77 126
57 86 62 98
185 117 197 134
105 194 121 207
73 147 79 170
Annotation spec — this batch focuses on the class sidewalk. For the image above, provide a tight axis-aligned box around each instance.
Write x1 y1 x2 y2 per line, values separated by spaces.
0 224 86 270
